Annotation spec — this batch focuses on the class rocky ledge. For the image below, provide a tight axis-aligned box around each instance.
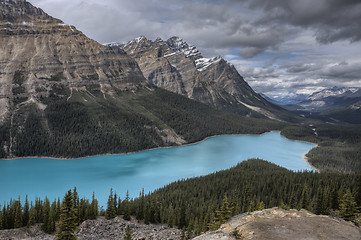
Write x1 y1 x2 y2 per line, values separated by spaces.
194 207 361 240
0 216 182 240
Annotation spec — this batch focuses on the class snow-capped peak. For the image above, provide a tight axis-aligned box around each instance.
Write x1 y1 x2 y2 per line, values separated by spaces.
133 35 147 43
308 87 360 100
195 56 222 71
166 36 202 59
103 42 123 48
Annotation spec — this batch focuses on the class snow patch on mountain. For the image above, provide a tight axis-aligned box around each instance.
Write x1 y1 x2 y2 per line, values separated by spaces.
195 57 222 71
308 87 360 100
104 42 123 48
166 36 202 59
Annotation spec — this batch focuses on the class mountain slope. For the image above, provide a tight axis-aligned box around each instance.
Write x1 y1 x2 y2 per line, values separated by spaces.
0 0 282 159
0 0 147 123
119 36 298 122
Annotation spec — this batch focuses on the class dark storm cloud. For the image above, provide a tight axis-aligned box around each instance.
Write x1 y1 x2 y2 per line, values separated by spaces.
27 0 361 96
246 0 361 44
28 0 361 58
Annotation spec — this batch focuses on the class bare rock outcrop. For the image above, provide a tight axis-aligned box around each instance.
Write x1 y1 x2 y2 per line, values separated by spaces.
193 208 361 240
0 216 182 240
120 36 289 120
0 0 147 122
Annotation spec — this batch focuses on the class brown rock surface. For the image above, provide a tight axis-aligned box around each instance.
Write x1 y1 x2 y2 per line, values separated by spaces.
0 0 147 122
193 208 361 240
121 36 291 120
0 216 182 240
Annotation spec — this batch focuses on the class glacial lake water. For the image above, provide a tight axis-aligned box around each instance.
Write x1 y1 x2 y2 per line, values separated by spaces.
0 131 315 207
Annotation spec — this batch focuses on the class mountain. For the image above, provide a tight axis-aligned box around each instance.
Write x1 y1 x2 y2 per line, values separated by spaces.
0 0 281 159
260 93 308 105
119 36 298 122
297 87 361 110
280 87 361 124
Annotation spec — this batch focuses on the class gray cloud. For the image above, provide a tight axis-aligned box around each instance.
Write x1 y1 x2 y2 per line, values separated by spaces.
247 0 361 44
27 0 361 97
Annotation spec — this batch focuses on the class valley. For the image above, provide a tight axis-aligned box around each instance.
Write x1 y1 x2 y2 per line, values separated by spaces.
0 0 360 239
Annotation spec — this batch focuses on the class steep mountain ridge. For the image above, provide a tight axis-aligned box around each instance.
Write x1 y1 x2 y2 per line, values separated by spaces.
0 0 147 123
0 0 282 159
119 36 296 121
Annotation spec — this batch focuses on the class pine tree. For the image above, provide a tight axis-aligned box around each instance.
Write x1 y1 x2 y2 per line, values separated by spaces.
28 204 36 227
49 206 56 233
14 198 23 228
23 195 29 227
73 187 79 225
331 189 340 210
124 225 132 240
136 189 145 220
35 198 43 223
90 193 98 220
208 194 232 231
167 204 175 227
339 189 359 221
56 198 61 221
315 187 328 215
56 189 77 240
356 174 361 207
105 189 116 220
0 205 3 230
123 191 131 221
299 184 310 210
3 204 8 229
42 197 51 233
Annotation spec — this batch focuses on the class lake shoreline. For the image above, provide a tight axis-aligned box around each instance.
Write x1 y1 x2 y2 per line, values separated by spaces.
277 133 319 172
0 130 318 171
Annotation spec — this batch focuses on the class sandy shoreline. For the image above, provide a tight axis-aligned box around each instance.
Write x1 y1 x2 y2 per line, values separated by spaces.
0 130 319 172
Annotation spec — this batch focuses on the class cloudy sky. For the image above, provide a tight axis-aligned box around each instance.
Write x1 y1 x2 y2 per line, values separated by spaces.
28 0 361 98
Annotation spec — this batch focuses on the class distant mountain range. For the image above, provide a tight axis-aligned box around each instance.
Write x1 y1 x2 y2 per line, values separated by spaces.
262 87 361 124
259 93 308 106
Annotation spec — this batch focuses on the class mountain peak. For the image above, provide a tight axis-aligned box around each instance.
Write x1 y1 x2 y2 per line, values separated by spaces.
165 36 202 59
0 0 53 22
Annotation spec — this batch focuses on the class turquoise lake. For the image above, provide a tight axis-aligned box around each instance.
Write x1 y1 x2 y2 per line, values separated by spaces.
0 132 316 207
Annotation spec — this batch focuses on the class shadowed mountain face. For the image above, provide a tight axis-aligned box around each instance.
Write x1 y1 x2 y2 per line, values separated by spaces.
120 36 298 122
0 0 283 159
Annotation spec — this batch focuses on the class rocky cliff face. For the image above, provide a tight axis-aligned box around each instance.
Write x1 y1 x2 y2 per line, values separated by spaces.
120 36 292 121
0 0 146 123
194 208 361 240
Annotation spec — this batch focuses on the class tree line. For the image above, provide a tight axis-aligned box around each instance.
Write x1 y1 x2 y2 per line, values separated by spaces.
1 159 360 239
0 187 98 236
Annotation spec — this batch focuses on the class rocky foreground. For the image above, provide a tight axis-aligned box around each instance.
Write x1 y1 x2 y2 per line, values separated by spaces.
1 208 360 240
0 216 182 240
194 208 361 240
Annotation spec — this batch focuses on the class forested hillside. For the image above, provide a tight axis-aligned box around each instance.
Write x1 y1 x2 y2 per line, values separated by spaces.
0 86 283 159
2 159 360 238
282 124 361 173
